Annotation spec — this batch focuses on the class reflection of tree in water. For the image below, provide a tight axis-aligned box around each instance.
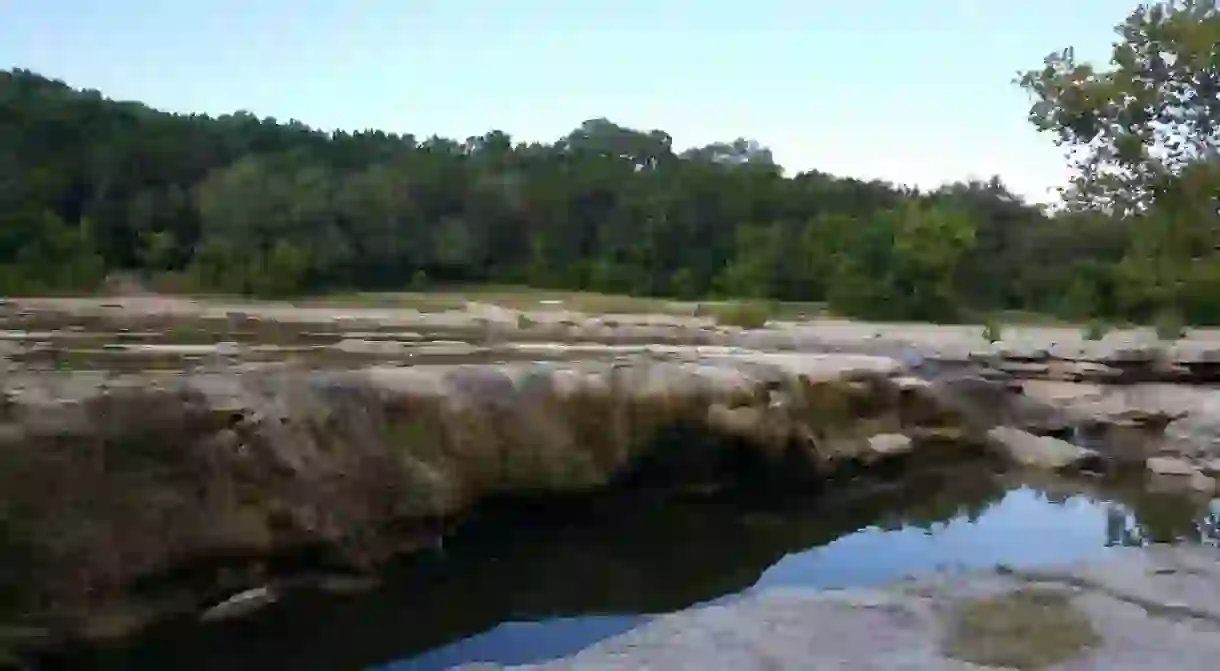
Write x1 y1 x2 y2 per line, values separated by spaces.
63 466 1013 671
1103 495 1220 547
1017 473 1220 548
78 469 1220 671
836 467 1008 534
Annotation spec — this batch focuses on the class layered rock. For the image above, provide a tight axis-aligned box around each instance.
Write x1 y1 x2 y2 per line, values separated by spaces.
9 294 1220 655
1018 380 1220 492
13 297 1220 385
0 352 1027 643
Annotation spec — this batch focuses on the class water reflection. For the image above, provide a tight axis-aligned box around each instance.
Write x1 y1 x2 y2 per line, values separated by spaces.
1104 493 1220 547
44 470 1220 671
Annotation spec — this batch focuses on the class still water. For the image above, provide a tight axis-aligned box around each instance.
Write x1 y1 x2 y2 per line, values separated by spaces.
48 469 1220 671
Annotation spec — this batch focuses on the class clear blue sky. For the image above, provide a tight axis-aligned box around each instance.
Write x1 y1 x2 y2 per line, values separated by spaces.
2 1 1134 202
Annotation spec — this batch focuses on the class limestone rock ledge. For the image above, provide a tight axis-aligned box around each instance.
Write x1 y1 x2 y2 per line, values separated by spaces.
471 544 1220 670
0 352 1015 640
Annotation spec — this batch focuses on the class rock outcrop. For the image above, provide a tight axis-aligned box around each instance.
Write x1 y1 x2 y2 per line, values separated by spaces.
1018 380 1220 491
471 544 1220 670
10 296 1220 660
0 352 1037 645
14 296 1220 386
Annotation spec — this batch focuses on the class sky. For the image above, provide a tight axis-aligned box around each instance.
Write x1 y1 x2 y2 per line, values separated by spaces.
1 1 1138 202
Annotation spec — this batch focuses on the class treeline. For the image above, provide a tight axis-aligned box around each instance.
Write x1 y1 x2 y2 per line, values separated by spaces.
0 64 1212 323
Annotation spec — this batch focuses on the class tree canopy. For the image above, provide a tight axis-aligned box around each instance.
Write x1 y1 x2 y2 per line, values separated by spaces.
4 0 1220 326
1019 0 1220 323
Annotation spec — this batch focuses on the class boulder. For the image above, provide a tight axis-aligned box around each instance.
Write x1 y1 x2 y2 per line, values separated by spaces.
985 426 1100 471
1163 395 1220 460
1144 456 1219 495
1021 381 1213 463
863 433 914 462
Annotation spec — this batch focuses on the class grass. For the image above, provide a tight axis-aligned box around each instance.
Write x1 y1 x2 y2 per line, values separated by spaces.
981 317 1004 343
308 287 834 321
1153 309 1187 341
312 286 691 315
78 281 1208 337
1082 319 1110 341
709 301 774 328
992 310 1073 327
941 586 1100 669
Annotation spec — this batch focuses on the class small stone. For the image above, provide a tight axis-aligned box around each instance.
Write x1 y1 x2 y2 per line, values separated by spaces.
892 376 930 391
986 426 1099 471
867 433 913 458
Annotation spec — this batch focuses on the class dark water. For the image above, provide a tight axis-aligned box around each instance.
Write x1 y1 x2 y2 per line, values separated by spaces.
43 469 1220 671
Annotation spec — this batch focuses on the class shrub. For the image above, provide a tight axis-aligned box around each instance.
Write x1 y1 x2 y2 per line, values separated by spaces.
712 301 771 328
982 317 1004 343
1153 309 1186 341
1082 319 1110 341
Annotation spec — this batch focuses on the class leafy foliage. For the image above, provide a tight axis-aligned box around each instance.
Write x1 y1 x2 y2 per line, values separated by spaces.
710 302 773 329
1082 319 1111 341
1019 0 1220 326
1018 0 1220 214
1154 308 1187 340
4 12 1220 331
982 318 1004 344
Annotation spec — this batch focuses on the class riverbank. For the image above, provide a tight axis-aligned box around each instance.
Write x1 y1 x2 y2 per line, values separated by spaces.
5 294 1220 668
39 471 1220 670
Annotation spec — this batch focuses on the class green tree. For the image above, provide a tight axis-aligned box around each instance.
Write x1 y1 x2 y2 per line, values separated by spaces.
1018 0 1220 213
0 210 104 294
1019 0 1220 323
888 202 977 322
1 66 1166 323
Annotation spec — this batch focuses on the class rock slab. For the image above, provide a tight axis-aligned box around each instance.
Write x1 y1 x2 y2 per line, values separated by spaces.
474 545 1220 670
985 426 1100 471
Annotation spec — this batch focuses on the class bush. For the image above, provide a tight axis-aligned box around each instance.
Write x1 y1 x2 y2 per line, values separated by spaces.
712 301 772 328
1153 309 1187 340
1082 319 1110 341
982 317 1004 343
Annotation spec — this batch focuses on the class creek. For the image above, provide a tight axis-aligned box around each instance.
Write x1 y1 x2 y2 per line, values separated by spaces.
40 467 1220 671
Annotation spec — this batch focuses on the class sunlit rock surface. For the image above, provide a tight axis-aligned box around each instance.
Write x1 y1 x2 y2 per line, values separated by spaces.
7 295 1220 656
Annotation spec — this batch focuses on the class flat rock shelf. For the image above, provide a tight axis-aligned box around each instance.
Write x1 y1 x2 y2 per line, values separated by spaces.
5 295 1220 671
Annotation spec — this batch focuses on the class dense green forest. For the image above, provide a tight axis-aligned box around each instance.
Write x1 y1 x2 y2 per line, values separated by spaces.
2 0 1218 324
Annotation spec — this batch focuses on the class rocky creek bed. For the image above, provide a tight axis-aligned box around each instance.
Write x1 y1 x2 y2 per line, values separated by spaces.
4 296 1220 669
40 473 1220 670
